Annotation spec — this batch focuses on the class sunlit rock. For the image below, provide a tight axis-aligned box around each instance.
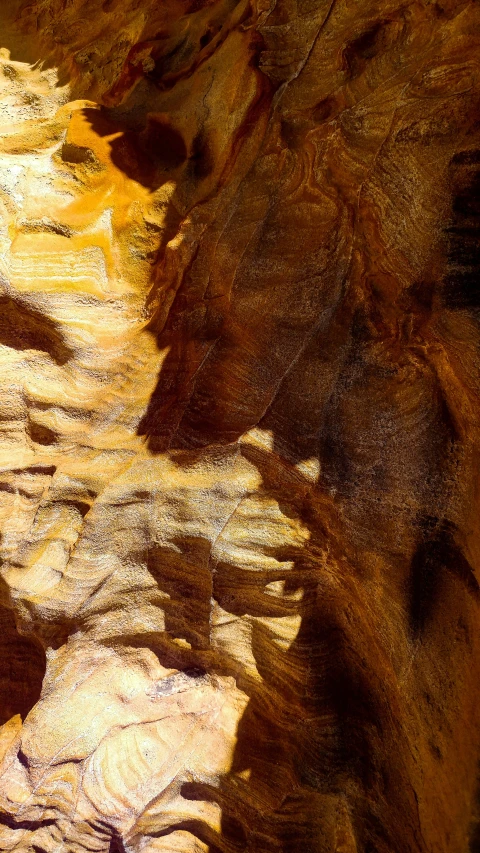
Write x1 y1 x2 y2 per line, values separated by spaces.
0 1 479 851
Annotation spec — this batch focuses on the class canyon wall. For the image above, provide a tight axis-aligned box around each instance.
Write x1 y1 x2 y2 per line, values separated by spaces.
0 1 479 851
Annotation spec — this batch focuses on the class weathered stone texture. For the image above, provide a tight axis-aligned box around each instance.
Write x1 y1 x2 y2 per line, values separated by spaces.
0 1 479 851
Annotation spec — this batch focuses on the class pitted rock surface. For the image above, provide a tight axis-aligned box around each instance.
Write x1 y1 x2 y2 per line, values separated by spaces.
0 1 479 852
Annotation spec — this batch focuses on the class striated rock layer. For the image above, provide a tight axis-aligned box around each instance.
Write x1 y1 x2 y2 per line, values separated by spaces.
0 0 479 850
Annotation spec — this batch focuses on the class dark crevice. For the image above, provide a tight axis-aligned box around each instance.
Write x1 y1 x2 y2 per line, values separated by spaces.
0 813 56 831
27 421 58 446
11 465 56 476
0 604 46 725
109 830 126 853
0 293 73 365
444 154 480 312
408 518 479 636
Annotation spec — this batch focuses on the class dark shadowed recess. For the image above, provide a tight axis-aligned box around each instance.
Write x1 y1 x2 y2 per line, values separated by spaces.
109 830 126 853
444 149 480 312
408 516 479 637
0 604 46 725
0 293 73 365
83 108 188 190
0 813 56 834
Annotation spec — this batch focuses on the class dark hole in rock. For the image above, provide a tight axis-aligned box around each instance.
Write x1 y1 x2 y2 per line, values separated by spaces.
200 30 213 48
27 420 57 446
343 21 386 75
0 605 46 725
444 156 480 311
109 831 125 853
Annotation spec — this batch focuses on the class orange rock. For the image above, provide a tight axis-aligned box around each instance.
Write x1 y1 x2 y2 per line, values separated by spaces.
0 1 479 851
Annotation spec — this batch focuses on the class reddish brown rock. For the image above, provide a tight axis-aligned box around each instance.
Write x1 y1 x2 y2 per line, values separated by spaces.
0 1 479 851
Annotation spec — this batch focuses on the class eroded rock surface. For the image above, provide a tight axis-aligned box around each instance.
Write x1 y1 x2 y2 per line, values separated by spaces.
0 1 479 851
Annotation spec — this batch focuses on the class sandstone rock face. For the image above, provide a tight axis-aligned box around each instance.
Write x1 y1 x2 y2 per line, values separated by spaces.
0 1 479 851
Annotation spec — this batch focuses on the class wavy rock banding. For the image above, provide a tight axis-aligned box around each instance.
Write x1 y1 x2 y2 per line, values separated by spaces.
0 1 479 851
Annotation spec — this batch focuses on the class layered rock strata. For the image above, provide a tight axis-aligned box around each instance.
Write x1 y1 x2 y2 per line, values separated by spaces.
0 1 479 851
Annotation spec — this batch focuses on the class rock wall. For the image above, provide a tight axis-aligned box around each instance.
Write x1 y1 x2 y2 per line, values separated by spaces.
0 1 479 851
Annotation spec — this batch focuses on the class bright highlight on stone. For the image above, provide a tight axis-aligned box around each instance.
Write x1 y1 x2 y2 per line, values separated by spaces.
0 1 479 851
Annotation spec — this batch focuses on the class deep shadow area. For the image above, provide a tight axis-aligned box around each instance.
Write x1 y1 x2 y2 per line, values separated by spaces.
0 604 46 725
409 517 480 636
207 445 421 853
444 149 480 313
83 107 189 191
109 830 126 853
0 292 73 365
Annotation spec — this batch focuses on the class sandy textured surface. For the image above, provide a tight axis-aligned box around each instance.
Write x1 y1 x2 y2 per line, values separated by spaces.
0 1 479 851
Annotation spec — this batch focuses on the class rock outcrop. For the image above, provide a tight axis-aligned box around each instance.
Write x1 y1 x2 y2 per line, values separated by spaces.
0 1 479 850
